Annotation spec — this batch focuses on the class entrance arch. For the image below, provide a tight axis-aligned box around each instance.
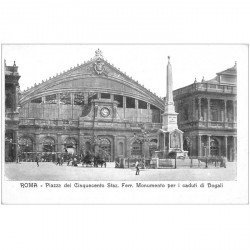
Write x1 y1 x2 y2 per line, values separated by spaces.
19 136 34 161
64 137 77 154
99 138 112 161
42 137 56 152
210 138 219 157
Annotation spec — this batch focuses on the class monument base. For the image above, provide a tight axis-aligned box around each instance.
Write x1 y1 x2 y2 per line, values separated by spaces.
158 128 188 159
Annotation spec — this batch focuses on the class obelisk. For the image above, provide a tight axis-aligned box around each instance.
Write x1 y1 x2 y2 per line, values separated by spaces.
162 56 178 131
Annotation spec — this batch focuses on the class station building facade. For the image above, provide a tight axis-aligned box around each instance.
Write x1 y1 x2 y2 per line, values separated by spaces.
7 50 164 162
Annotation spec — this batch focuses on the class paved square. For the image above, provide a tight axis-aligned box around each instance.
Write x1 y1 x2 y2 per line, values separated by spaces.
4 162 237 181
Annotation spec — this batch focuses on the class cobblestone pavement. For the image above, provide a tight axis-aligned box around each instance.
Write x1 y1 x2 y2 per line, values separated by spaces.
4 162 237 181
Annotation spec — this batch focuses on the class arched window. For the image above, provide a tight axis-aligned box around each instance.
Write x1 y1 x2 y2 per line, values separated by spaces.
131 139 142 156
64 137 77 154
99 138 111 161
42 137 55 152
210 138 219 156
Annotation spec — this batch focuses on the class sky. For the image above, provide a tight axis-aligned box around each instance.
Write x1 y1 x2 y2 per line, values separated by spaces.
2 44 247 97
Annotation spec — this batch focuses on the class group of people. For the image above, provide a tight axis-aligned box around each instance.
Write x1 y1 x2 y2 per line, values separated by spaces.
57 153 107 168
34 152 108 168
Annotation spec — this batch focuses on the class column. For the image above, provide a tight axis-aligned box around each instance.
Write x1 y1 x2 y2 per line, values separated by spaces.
113 136 117 161
190 135 195 157
198 98 201 121
207 135 211 157
135 99 138 122
78 132 85 155
71 93 74 119
123 96 126 118
34 133 39 154
193 98 196 120
233 100 237 123
224 100 227 122
198 135 202 157
15 86 20 112
125 136 128 158
207 98 211 121
14 130 19 162
13 87 17 112
57 133 62 153
42 96 45 119
233 136 237 162
147 103 150 123
97 93 101 99
57 93 60 119
224 136 228 160
28 101 30 118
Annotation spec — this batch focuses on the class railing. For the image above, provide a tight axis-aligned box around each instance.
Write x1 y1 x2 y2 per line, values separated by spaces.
5 66 19 73
173 82 236 96
179 120 237 130
19 118 79 127
129 122 162 130
5 112 19 120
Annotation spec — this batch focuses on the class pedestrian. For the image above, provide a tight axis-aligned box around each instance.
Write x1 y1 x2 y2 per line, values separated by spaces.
60 156 64 166
35 155 39 167
135 160 140 175
56 155 60 165
67 156 71 166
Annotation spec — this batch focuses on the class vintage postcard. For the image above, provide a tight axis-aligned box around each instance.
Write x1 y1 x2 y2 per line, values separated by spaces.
1 44 248 204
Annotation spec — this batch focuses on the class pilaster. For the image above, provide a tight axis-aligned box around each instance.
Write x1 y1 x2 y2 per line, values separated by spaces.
224 100 227 122
207 135 211 157
193 98 196 120
71 93 74 119
57 133 62 152
224 136 228 159
123 96 126 118
207 98 211 121
198 98 201 121
233 136 237 161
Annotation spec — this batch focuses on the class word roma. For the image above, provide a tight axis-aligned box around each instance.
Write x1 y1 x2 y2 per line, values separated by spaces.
20 183 61 188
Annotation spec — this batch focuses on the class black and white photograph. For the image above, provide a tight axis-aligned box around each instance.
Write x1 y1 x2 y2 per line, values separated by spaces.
3 45 242 182
1 1 250 250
